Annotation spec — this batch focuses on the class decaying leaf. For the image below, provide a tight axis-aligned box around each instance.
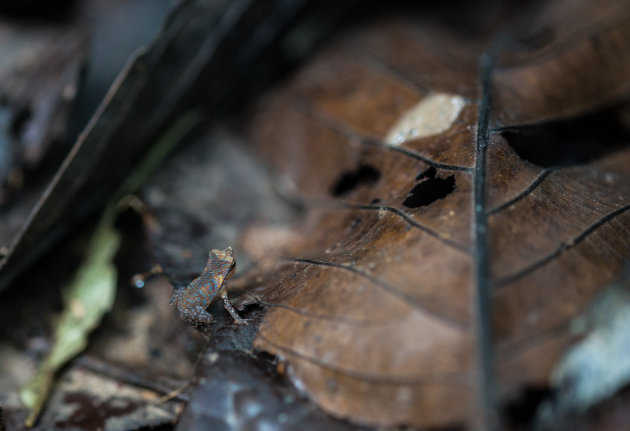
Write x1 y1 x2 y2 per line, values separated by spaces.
35 364 181 430
222 0 630 428
19 207 120 427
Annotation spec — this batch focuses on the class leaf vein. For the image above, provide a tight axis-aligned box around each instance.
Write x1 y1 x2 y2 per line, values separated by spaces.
487 168 552 215
257 331 470 386
334 202 471 253
285 99 473 172
248 295 399 327
496 203 630 286
285 257 467 330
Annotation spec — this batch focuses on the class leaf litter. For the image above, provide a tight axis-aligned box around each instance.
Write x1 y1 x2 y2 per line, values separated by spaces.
1 0 630 430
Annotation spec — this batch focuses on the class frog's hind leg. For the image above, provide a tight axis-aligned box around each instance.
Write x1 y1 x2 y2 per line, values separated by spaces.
220 291 247 325
180 305 214 328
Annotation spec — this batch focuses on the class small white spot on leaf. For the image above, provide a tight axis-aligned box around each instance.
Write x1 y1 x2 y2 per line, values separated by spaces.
385 93 466 146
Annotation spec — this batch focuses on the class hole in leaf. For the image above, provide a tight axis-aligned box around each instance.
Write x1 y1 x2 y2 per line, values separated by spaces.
501 107 629 167
416 166 437 180
402 174 455 208
331 164 380 196
502 386 551 429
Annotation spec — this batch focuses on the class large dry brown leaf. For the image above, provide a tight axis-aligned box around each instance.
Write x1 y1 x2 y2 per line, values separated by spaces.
233 1 630 428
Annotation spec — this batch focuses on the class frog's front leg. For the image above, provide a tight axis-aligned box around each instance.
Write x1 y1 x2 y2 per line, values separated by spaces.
220 289 247 325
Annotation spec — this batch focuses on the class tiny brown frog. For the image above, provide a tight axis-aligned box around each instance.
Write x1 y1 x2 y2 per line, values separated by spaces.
170 247 247 327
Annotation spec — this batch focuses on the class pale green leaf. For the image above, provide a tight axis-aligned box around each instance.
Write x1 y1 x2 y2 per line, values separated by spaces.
19 208 120 427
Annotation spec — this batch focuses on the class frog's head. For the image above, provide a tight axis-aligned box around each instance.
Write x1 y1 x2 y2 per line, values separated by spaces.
210 247 234 266
208 247 236 280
